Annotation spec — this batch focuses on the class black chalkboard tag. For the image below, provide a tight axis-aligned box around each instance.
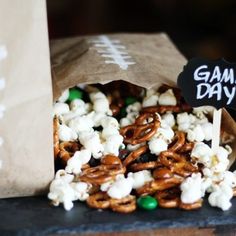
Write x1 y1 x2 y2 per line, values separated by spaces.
177 58 236 110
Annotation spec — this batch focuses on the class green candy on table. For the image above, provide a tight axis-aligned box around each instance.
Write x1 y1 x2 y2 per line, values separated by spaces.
68 88 83 102
125 96 137 106
137 196 158 210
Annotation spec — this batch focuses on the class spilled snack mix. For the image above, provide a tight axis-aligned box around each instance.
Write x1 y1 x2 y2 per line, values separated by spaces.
49 81 236 212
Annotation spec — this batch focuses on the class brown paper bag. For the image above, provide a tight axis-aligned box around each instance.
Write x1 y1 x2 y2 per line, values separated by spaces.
51 33 236 168
0 0 54 198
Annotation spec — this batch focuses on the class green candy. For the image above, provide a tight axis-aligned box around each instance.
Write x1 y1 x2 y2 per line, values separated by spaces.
137 196 158 210
68 88 83 102
125 97 137 106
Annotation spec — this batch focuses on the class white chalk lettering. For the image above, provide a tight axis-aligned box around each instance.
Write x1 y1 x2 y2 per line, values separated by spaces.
208 82 222 101
223 86 236 105
196 83 211 99
194 65 210 82
220 68 234 84
209 66 221 83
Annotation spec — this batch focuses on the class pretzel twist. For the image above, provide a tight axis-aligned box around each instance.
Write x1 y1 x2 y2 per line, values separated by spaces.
136 177 183 196
87 192 136 213
159 151 198 177
80 155 125 185
123 145 148 167
110 195 136 213
155 188 180 208
120 113 160 145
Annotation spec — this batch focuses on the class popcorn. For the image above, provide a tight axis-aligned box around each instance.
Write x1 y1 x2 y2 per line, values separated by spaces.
102 127 120 139
101 116 119 129
48 170 75 211
187 125 205 142
70 99 88 116
177 112 191 131
208 183 233 211
65 150 91 174
142 94 159 107
48 170 91 211
180 173 203 204
70 182 91 201
107 175 134 199
161 112 175 128
128 170 154 189
126 102 142 114
153 120 174 143
103 134 123 156
53 103 70 116
87 111 106 127
90 92 112 115
148 137 168 155
120 117 132 127
158 89 177 106
200 122 213 141
69 115 94 134
79 130 104 159
58 124 78 142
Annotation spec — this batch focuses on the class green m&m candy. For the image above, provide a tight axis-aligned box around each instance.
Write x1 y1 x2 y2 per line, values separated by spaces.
68 88 83 102
125 96 137 106
137 196 158 210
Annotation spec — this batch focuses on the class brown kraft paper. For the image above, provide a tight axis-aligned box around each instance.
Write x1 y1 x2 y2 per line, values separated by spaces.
51 33 236 169
0 0 54 198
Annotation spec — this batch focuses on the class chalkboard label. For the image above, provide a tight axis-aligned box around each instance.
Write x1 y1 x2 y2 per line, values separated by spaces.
177 58 236 110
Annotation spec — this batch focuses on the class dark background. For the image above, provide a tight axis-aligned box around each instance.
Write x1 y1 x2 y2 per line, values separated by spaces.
47 0 236 119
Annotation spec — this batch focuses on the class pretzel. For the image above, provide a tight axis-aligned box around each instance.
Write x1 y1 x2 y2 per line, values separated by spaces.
110 195 136 213
130 161 161 172
155 188 180 208
120 113 160 145
53 116 60 159
136 177 183 196
152 167 174 179
59 141 81 165
101 155 122 166
155 188 202 210
123 145 148 167
168 131 186 152
141 104 192 114
168 131 194 153
87 192 136 213
178 142 194 153
86 192 110 209
159 151 198 177
179 199 203 210
80 156 126 185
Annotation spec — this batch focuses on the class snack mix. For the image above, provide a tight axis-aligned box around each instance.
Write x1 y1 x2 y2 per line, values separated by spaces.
49 82 236 213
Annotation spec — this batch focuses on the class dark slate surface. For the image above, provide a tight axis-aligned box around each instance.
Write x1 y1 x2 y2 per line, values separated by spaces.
0 196 236 236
